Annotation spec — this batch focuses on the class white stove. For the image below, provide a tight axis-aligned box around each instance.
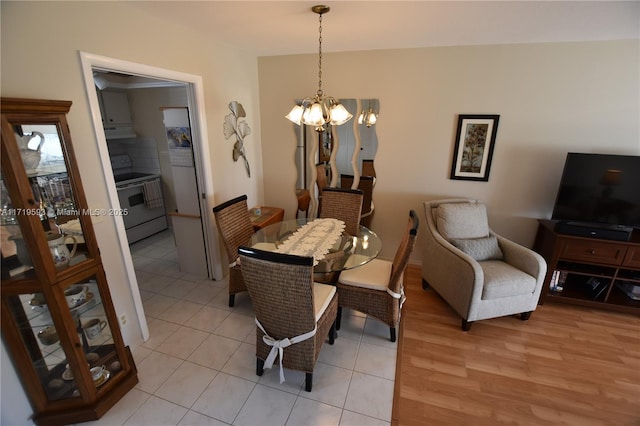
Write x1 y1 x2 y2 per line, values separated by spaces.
110 155 160 187
110 155 167 243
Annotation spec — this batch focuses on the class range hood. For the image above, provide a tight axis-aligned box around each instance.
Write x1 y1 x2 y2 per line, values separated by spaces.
104 125 136 140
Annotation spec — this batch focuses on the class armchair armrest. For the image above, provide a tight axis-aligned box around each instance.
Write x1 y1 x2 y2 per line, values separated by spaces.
422 218 484 318
494 233 546 278
494 233 547 296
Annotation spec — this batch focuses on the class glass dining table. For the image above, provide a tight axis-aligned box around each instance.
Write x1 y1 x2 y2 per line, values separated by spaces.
249 218 382 274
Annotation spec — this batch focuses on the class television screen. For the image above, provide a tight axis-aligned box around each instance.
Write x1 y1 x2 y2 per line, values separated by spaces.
551 153 640 229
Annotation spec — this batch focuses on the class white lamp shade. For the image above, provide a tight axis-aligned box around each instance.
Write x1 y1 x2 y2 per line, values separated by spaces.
329 103 353 126
285 105 305 124
302 102 326 127
366 111 377 126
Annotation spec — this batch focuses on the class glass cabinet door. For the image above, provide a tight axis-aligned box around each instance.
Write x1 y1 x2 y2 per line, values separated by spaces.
1 122 96 278
5 275 122 402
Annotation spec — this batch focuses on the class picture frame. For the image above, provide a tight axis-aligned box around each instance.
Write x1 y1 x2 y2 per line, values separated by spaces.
450 114 500 181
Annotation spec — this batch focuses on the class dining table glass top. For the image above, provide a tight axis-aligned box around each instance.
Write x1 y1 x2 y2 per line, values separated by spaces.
250 218 382 273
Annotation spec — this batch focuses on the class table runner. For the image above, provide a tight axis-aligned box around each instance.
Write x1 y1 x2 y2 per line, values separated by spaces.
274 218 345 265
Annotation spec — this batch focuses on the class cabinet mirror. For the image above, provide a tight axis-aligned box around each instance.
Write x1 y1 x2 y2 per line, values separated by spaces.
294 98 379 218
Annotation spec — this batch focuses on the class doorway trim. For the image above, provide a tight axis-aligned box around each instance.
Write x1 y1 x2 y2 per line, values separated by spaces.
79 51 224 341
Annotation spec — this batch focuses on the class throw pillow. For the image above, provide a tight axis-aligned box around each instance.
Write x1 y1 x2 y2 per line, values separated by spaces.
436 202 490 239
451 236 504 261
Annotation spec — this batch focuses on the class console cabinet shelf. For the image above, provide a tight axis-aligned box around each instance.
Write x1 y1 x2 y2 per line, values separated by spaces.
1 98 138 425
533 220 640 314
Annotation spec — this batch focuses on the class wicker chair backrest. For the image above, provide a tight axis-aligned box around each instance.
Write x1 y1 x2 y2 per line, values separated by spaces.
319 187 363 236
340 174 375 216
388 210 419 294
212 195 254 263
238 247 317 340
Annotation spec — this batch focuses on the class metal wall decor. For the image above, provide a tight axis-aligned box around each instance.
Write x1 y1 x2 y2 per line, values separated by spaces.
223 101 251 177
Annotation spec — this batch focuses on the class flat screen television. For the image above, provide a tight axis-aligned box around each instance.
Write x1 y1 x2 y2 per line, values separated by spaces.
551 152 640 240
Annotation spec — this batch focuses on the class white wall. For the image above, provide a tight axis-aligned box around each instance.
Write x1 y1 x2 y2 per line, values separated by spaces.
258 40 640 262
1 2 262 423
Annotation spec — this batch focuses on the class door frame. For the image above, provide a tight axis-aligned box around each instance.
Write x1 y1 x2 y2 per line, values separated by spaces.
79 51 224 341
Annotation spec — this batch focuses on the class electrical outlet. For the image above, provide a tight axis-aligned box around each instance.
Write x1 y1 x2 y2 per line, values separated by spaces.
120 314 127 326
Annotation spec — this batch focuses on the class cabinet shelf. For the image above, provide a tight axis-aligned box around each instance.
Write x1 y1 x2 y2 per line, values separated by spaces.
534 220 640 315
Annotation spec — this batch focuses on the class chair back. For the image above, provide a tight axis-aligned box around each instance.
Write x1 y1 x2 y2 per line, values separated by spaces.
316 163 329 215
362 159 376 178
296 189 311 219
340 174 375 227
388 210 419 294
238 247 317 339
212 195 254 265
319 187 363 236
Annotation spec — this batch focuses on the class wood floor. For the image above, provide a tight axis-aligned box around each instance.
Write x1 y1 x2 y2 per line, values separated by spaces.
392 265 640 426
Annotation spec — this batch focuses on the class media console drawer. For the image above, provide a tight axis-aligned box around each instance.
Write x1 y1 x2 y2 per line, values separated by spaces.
624 246 640 268
560 239 626 265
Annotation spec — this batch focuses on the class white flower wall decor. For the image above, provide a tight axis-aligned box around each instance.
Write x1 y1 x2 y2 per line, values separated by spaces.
223 101 251 177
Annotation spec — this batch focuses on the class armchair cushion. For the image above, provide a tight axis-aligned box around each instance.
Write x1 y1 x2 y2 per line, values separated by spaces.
436 203 489 239
480 261 537 300
451 236 504 261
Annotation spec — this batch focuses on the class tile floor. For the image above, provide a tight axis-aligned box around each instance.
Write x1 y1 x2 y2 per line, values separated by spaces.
83 230 396 426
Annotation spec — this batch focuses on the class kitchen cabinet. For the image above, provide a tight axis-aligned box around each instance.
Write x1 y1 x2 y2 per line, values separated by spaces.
1 98 138 425
98 90 132 125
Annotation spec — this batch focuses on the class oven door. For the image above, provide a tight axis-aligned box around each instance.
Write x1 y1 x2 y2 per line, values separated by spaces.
117 181 165 229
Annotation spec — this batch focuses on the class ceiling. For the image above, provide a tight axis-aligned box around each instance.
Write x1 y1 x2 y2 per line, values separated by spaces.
127 1 639 57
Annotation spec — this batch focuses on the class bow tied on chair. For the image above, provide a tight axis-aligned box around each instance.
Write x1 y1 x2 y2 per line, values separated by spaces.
256 319 317 384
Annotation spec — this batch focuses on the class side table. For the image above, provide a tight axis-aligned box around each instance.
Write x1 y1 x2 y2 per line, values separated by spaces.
249 206 284 231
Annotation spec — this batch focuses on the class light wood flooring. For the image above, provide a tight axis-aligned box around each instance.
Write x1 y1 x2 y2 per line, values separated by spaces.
393 265 640 425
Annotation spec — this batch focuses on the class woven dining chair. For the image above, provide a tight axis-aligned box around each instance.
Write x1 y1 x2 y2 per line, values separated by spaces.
319 187 363 237
340 174 376 229
212 195 255 307
316 163 329 215
238 246 338 392
336 210 419 342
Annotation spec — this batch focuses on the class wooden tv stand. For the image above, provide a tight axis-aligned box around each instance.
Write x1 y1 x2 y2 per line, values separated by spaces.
533 220 640 314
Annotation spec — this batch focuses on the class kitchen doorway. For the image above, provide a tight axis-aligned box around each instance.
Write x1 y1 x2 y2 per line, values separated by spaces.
80 52 223 341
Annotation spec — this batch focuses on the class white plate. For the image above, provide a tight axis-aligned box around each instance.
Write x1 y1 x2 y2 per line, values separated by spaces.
62 368 74 381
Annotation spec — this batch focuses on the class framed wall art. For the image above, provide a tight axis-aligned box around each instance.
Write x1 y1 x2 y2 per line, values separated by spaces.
450 114 500 181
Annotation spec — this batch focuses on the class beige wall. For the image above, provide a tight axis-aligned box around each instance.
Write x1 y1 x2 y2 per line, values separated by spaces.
1 3 262 422
259 40 640 262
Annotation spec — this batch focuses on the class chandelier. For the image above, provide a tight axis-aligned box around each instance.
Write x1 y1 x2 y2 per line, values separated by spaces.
285 5 352 132
358 100 378 128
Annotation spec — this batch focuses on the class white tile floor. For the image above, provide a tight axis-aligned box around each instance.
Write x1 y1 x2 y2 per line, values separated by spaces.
83 230 396 426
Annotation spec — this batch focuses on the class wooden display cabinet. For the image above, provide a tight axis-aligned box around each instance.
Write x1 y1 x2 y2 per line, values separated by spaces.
533 220 640 314
1 98 137 425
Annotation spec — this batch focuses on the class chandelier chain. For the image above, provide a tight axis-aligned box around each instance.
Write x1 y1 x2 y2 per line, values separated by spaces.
317 12 323 97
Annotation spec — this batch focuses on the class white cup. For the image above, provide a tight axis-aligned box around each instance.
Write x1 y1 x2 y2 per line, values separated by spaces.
64 285 88 308
91 365 105 381
83 318 107 339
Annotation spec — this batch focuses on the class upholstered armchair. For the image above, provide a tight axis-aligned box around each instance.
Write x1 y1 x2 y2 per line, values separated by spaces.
421 199 547 331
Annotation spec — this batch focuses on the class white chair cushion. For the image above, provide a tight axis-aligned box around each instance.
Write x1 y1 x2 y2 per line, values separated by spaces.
338 258 392 291
436 203 489 240
480 260 537 300
313 282 336 321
